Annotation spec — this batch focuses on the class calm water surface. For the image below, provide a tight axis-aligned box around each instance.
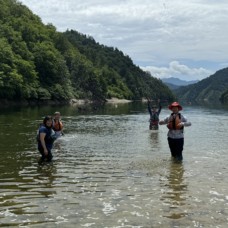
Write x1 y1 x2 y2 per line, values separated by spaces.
0 102 228 228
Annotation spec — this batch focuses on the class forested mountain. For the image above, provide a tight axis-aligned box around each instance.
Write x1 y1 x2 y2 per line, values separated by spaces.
0 0 174 104
174 67 228 103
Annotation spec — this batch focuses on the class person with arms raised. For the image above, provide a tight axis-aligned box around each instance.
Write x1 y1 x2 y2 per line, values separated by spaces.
147 99 162 130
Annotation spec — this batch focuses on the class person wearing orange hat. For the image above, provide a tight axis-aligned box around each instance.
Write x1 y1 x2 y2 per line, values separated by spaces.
159 102 191 161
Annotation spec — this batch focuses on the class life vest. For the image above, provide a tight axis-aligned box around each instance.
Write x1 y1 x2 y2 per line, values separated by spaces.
167 113 183 130
52 119 63 132
150 112 159 125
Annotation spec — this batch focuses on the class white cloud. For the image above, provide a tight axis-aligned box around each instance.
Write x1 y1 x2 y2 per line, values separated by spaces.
20 0 228 80
141 61 213 81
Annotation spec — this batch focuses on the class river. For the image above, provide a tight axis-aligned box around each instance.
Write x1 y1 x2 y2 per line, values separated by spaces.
0 102 228 228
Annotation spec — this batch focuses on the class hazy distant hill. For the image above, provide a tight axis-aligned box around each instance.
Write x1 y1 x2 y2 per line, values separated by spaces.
174 68 228 102
163 82 180 90
161 77 199 91
162 77 199 86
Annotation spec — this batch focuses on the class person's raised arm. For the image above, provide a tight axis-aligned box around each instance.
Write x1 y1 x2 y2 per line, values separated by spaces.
147 99 152 116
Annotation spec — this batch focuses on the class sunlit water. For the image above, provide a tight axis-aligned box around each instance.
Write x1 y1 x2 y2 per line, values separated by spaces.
0 103 228 227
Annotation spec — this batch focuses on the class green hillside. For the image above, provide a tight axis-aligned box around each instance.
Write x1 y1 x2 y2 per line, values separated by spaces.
174 67 228 103
0 0 175 104
220 90 228 104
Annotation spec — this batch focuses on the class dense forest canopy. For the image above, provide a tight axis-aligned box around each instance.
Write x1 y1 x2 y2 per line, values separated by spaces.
0 0 175 103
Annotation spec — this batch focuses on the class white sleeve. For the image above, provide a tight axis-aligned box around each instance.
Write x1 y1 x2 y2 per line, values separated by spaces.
181 115 191 127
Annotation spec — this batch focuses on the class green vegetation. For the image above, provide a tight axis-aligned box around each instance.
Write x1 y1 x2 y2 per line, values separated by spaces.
0 0 174 103
174 68 228 103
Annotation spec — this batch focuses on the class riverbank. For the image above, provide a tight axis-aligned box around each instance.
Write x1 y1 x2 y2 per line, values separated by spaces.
0 97 134 108
0 99 70 108
106 98 132 103
70 98 133 105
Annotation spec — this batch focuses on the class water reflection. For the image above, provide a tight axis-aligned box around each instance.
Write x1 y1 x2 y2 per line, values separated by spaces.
36 163 57 197
148 131 161 156
149 131 159 144
160 161 188 219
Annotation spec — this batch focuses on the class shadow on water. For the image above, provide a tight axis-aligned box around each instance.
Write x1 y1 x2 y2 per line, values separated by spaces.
149 131 159 144
36 163 57 197
160 161 188 220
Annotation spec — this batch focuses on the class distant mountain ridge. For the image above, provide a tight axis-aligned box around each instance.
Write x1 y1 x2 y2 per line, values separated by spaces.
163 82 180 90
174 67 228 102
161 77 199 91
162 77 199 86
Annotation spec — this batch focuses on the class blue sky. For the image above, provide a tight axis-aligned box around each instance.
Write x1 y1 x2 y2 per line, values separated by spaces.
20 0 228 81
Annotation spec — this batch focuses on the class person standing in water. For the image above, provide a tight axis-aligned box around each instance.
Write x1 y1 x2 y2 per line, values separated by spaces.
147 99 162 130
159 102 191 161
37 116 57 162
52 111 64 138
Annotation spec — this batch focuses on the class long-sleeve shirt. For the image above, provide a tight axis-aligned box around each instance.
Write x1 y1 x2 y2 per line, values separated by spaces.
161 113 191 139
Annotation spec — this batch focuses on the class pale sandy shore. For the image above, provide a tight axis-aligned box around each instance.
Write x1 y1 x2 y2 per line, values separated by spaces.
105 98 132 103
69 99 90 105
70 98 133 105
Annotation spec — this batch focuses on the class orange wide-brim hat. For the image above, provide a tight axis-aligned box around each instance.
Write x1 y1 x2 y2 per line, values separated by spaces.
168 102 183 111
